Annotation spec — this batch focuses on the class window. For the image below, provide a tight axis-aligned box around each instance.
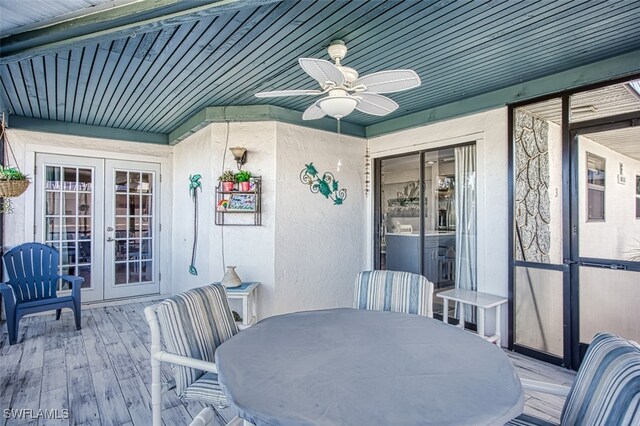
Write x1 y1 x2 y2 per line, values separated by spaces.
586 152 605 221
636 175 640 219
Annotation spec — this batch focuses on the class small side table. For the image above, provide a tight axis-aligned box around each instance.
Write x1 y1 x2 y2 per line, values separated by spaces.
437 288 508 346
217 282 260 327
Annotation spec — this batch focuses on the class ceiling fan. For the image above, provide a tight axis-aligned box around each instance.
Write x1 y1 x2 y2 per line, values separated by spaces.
255 40 421 121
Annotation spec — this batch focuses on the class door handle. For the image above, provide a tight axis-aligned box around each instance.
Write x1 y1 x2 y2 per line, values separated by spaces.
107 237 115 242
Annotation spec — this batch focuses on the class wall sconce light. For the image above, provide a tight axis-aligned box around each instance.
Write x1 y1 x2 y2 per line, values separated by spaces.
229 146 247 170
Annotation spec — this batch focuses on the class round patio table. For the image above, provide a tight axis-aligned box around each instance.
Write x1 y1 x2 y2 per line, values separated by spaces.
215 308 524 426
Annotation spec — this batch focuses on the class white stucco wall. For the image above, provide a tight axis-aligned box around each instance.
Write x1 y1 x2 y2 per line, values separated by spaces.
274 122 367 314
171 122 278 318
3 129 174 296
171 121 367 318
368 108 510 340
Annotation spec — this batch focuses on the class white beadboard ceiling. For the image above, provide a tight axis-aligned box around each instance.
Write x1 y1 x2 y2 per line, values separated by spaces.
584 126 640 162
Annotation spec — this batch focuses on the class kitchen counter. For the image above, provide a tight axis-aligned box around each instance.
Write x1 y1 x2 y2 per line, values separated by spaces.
385 232 456 282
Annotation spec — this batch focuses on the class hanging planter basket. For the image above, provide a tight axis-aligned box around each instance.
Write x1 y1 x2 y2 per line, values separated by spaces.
0 179 29 198
0 116 31 206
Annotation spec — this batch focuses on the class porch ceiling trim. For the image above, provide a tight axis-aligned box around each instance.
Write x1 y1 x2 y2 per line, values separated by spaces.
0 0 282 63
8 115 168 145
366 49 640 138
168 105 366 145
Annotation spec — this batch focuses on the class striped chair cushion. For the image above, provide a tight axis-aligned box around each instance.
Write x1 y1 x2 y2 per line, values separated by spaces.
182 372 228 408
506 413 556 426
354 270 434 317
155 284 238 397
561 333 640 425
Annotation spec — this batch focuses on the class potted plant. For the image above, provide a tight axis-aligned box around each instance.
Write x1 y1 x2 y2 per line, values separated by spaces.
219 170 236 191
236 170 252 191
0 165 30 214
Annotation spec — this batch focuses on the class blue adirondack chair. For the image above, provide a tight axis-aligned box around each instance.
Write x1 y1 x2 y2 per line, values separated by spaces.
0 243 83 345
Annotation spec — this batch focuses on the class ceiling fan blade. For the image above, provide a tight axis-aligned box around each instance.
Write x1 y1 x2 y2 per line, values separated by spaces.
299 58 345 87
255 89 322 98
355 93 398 116
356 70 421 93
302 103 326 120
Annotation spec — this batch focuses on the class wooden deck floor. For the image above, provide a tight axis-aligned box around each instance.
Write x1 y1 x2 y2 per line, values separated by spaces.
0 300 575 426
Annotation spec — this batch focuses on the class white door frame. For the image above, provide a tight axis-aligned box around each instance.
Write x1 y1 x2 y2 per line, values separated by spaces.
25 144 171 302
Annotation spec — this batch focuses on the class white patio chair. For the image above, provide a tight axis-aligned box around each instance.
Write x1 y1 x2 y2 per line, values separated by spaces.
508 333 640 425
354 270 434 318
144 283 250 426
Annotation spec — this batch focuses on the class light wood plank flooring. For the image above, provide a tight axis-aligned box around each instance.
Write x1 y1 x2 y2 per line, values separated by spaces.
1 300 574 425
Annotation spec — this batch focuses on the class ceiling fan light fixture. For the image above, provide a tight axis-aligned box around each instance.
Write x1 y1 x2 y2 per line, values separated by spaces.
255 40 420 122
316 96 359 119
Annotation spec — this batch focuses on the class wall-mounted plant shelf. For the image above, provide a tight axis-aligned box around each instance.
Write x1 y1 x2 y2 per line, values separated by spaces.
215 177 262 226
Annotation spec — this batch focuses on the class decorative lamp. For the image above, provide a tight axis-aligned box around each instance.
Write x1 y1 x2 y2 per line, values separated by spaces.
229 146 247 170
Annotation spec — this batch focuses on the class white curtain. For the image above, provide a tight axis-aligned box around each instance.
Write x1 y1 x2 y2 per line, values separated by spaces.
454 145 477 323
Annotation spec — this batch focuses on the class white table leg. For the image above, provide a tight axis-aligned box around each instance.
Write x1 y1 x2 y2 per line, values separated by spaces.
252 292 258 324
495 304 502 346
242 296 249 326
478 307 485 340
442 299 449 324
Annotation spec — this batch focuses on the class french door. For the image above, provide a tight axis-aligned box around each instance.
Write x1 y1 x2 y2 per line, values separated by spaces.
104 160 160 299
35 154 161 302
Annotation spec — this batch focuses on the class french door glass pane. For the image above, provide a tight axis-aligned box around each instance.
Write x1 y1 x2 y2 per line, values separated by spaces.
46 192 60 215
113 170 155 285
514 266 564 357
44 165 94 289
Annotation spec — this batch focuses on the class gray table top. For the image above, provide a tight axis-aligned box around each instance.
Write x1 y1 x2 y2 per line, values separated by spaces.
215 308 524 426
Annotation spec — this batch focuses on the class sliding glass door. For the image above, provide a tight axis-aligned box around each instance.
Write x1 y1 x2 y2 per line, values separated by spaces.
379 154 422 274
375 144 476 322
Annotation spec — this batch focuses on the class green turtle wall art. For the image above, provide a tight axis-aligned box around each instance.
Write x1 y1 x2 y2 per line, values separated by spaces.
299 163 347 205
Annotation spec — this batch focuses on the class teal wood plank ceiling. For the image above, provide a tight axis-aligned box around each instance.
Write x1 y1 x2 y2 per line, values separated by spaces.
1 0 640 139
0 0 131 36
